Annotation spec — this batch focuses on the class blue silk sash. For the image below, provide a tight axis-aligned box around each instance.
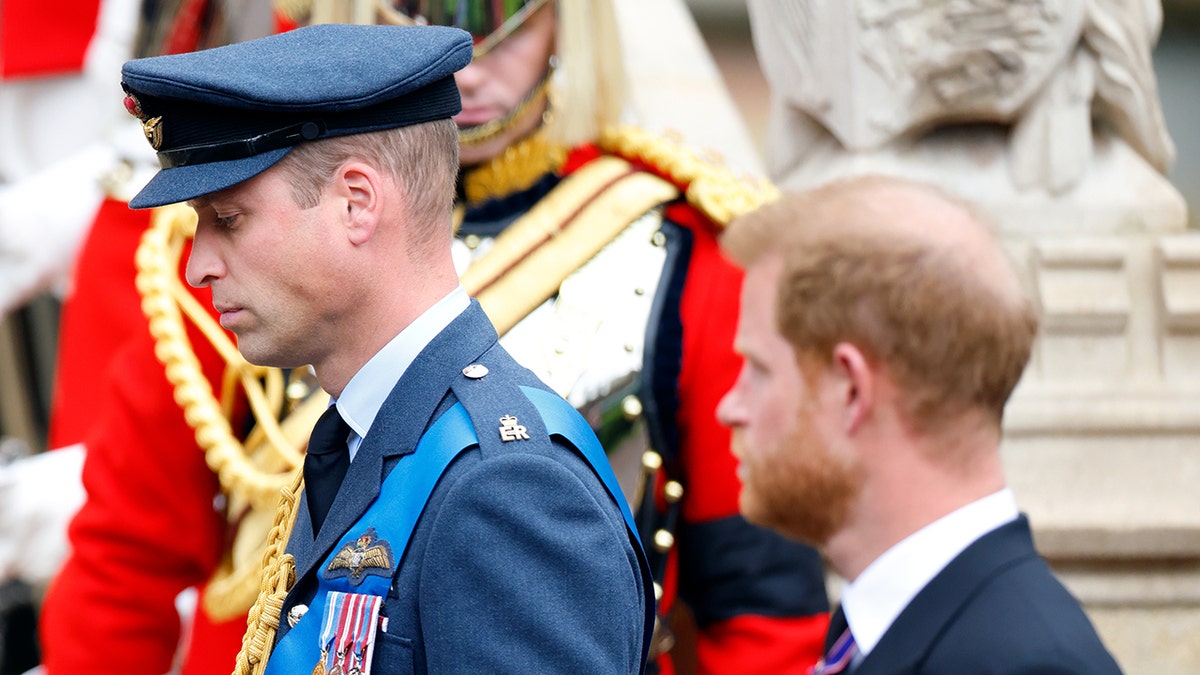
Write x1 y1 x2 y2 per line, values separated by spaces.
266 387 640 672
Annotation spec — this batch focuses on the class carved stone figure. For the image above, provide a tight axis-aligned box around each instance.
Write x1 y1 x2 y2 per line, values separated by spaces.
750 0 1175 196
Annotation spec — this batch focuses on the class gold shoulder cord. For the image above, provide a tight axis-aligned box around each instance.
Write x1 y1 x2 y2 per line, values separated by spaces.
134 204 311 675
596 125 780 227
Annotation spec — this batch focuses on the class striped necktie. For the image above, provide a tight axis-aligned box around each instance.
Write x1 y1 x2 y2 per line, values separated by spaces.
811 626 857 675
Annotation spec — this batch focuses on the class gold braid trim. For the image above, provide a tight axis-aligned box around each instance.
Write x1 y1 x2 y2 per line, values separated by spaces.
464 156 680 336
134 204 315 641
596 125 780 227
460 127 568 206
135 205 304 514
232 468 303 675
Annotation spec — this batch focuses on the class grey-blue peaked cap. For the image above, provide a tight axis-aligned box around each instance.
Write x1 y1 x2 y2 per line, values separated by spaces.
121 23 473 209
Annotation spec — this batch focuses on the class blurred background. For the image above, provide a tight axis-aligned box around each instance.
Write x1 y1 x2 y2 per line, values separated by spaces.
3 0 1199 469
1 1 1198 672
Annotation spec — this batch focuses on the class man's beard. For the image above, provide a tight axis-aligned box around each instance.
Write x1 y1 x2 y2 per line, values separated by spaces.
733 421 862 546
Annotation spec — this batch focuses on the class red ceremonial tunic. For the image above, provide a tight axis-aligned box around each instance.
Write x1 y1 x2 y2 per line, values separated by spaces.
40 199 247 675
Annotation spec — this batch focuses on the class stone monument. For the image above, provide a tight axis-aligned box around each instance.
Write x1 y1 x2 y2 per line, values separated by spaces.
747 1 1200 672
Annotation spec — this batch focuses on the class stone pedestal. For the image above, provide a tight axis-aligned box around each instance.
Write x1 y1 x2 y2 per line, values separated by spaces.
1005 225 1200 674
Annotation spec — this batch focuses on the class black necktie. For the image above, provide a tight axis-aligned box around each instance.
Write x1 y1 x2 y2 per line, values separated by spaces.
304 404 351 535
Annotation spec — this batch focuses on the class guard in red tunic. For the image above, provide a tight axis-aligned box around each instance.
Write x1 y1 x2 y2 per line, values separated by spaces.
37 3 277 674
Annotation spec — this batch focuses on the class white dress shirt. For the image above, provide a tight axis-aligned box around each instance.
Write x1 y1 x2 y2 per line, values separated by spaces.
331 285 471 461
840 488 1020 662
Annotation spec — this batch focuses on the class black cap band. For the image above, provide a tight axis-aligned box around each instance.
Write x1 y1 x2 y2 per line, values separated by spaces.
159 121 325 169
150 76 461 170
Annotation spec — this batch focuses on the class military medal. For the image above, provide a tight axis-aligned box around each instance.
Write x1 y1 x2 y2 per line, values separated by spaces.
314 591 383 675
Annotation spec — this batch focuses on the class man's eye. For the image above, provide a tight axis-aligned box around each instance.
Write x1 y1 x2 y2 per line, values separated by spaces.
215 214 238 229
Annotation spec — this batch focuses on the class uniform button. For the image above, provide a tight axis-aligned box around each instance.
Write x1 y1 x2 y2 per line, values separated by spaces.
621 395 643 420
462 363 489 379
654 530 675 553
287 604 308 628
664 481 684 503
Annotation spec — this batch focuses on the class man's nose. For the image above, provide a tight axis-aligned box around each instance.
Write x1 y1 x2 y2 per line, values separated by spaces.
184 221 223 288
716 385 743 428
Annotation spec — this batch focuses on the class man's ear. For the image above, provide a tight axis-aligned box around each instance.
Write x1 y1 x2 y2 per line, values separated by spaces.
830 342 874 434
339 161 382 246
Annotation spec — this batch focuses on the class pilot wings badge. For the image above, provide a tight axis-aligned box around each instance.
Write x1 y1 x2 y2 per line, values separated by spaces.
323 527 395 586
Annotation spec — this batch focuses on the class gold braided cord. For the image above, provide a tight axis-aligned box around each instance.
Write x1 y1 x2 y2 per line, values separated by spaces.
204 387 327 620
134 204 321 631
596 125 780 227
135 205 306 513
232 468 303 675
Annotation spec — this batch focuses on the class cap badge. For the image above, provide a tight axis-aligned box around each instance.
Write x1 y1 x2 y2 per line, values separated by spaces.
462 363 489 379
323 527 394 585
499 415 530 442
140 116 164 150
122 94 163 149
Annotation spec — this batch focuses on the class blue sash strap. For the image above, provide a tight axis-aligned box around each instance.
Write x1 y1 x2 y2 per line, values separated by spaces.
520 385 640 538
266 403 477 674
266 388 648 672
522 385 655 667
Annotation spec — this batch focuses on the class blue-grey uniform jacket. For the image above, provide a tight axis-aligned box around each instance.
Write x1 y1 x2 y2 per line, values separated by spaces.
273 300 653 673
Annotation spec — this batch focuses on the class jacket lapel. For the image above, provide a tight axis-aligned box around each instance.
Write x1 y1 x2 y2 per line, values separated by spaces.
854 516 1039 674
290 301 500 583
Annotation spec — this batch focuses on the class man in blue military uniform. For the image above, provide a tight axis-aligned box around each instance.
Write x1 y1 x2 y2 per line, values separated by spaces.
117 24 653 674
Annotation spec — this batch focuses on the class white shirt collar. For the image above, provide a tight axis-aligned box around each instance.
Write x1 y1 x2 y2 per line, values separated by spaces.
840 488 1019 659
332 286 470 460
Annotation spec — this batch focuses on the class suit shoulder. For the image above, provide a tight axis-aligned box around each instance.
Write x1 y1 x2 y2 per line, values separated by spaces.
928 556 1122 673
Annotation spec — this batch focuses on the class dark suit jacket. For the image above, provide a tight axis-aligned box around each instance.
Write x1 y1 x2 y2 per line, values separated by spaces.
275 300 651 673
832 515 1122 674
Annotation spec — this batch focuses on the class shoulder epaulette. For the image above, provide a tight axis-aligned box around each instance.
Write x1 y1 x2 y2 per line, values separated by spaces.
462 153 679 336
596 125 780 227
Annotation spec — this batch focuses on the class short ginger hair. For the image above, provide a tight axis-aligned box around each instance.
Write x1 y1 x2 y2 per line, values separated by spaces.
722 175 1038 433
